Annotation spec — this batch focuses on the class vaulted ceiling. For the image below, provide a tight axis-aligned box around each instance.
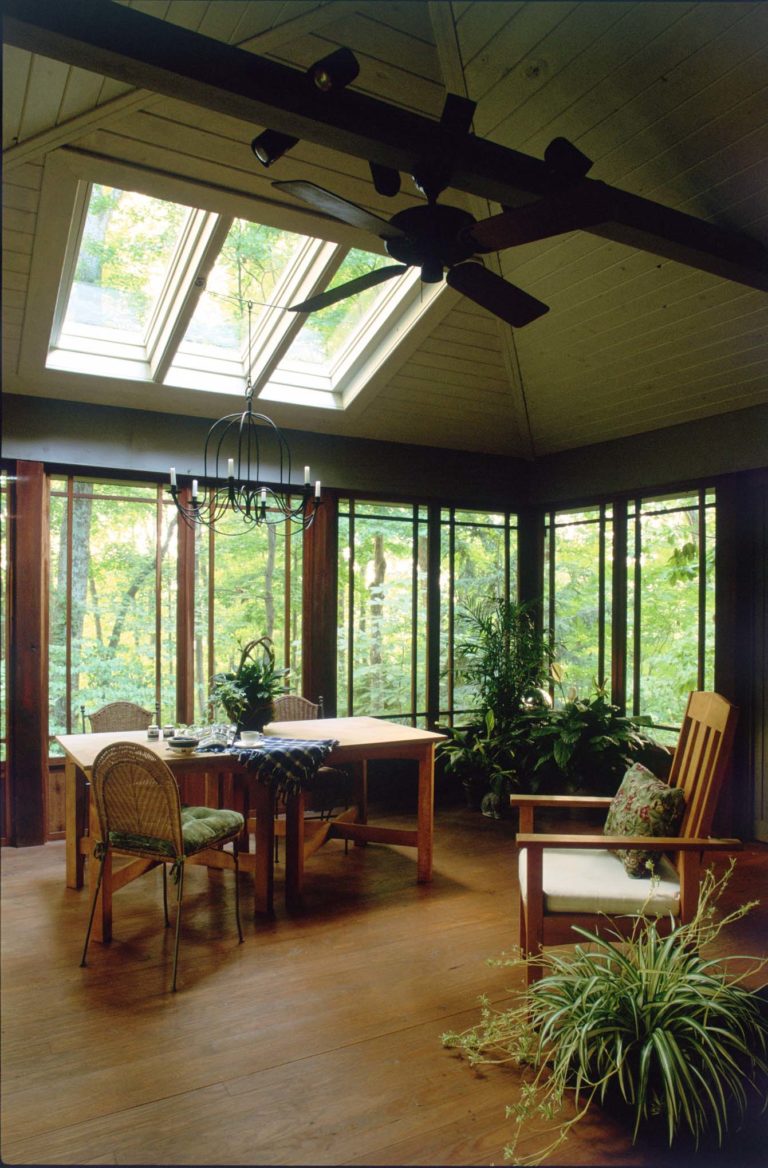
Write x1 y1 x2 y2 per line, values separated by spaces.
3 0 767 459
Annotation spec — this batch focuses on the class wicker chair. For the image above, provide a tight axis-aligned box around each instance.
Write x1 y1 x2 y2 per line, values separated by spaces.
81 700 154 733
80 741 244 992
272 695 321 721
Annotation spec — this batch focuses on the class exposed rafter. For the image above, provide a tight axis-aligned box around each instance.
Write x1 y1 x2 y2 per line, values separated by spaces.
3 0 768 292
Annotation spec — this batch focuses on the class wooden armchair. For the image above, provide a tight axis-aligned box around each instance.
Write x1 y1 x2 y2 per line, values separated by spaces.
512 691 740 984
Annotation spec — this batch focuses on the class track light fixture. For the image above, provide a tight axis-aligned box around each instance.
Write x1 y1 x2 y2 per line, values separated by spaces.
310 47 360 92
251 128 300 167
251 48 360 169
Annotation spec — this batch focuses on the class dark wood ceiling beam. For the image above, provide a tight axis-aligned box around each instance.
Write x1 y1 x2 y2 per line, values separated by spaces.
3 0 767 292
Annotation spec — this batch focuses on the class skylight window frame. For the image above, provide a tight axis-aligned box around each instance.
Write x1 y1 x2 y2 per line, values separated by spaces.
33 152 451 417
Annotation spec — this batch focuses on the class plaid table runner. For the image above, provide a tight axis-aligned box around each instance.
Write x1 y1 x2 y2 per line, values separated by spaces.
218 737 340 795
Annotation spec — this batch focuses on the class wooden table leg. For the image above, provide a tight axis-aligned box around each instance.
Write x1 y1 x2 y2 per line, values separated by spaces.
251 781 275 917
65 758 87 889
351 760 368 847
416 744 435 883
285 789 306 911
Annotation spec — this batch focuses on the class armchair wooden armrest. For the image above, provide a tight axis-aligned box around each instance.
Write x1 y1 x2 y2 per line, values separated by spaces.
510 793 613 833
516 833 741 851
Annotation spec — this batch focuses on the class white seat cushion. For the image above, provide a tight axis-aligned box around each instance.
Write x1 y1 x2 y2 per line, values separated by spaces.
519 847 680 915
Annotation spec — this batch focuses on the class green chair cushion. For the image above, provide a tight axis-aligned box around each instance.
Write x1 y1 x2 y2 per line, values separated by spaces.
181 806 244 854
108 831 176 857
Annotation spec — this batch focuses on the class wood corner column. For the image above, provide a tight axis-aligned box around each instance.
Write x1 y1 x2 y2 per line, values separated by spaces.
8 461 49 846
302 490 338 714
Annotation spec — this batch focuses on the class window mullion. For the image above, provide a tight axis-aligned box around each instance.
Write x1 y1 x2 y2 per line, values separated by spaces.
250 239 342 390
147 211 233 382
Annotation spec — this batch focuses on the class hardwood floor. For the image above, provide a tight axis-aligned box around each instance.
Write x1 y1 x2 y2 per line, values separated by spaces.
2 804 766 1166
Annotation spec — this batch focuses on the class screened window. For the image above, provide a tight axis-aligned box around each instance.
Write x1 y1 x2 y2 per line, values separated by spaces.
543 505 612 701
195 514 303 723
48 478 177 743
337 499 428 723
627 490 715 730
439 507 517 721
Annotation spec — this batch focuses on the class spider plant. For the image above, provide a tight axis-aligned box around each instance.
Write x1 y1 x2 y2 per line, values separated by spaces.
442 864 767 1166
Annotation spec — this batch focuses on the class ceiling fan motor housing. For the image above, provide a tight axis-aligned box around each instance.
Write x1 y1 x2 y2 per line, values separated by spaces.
385 204 478 281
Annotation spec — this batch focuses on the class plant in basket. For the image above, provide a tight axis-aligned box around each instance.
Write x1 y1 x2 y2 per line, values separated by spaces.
209 637 288 733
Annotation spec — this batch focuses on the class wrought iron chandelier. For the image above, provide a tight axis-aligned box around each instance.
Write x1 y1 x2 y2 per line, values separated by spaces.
169 302 321 534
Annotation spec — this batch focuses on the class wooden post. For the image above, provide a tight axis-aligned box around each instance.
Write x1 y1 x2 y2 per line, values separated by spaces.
8 461 49 845
175 486 195 724
302 490 338 713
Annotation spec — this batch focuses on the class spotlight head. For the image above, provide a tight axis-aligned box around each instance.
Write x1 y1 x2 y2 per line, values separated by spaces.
310 47 359 92
251 129 299 167
544 137 592 184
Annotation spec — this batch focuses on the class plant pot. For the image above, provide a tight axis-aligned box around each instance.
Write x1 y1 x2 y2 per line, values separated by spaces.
462 774 488 811
238 703 273 734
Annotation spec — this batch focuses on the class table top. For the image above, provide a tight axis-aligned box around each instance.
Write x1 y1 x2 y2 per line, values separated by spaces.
56 716 444 771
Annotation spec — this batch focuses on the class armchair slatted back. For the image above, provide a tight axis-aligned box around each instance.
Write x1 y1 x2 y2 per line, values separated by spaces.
669 690 738 838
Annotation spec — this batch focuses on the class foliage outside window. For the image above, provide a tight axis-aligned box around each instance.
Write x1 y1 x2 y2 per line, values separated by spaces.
627 490 715 731
544 490 715 739
543 505 612 700
48 478 177 746
338 499 428 724
439 508 517 721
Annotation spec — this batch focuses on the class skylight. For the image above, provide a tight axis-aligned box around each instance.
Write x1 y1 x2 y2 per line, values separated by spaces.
47 181 427 410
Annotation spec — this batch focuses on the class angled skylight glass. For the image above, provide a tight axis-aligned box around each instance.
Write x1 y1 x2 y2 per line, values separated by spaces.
60 185 190 343
47 179 433 410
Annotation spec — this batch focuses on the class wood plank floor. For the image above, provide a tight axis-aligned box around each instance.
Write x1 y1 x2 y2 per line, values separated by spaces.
2 804 766 1166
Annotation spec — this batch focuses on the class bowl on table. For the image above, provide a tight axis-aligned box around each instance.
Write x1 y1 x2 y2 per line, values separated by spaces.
166 735 200 755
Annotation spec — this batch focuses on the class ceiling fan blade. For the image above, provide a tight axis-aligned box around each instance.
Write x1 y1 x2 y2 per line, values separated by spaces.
287 264 408 313
273 180 405 239
446 263 549 328
468 179 614 252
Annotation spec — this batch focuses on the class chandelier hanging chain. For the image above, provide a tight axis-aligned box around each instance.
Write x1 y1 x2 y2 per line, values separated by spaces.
169 300 321 534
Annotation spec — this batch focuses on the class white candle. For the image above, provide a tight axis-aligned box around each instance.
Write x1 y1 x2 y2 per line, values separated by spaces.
314 480 321 499
304 465 311 485
261 487 267 502
170 467 177 487
192 479 198 499
227 458 235 478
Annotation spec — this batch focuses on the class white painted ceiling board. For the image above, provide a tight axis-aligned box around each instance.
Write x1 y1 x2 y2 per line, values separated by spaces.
2 0 767 460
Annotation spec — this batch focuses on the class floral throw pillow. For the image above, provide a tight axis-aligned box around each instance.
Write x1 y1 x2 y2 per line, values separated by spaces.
604 762 686 877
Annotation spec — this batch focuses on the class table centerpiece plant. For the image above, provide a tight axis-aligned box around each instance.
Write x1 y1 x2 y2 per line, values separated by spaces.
209 636 288 733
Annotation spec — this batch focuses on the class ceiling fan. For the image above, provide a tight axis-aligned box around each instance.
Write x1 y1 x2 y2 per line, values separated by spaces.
272 95 616 328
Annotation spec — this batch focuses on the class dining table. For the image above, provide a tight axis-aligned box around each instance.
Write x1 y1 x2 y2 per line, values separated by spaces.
56 716 445 943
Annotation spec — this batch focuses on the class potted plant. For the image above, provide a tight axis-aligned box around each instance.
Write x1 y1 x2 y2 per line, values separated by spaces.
442 864 768 1166
439 709 517 812
516 687 669 795
209 636 288 733
440 597 555 810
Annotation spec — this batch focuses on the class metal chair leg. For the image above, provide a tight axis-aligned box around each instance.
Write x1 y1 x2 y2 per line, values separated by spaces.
80 851 106 968
162 863 170 927
233 844 244 944
171 863 184 993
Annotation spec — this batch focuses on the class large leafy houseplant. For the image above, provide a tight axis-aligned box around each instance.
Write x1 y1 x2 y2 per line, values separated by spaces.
442 865 768 1166
440 598 555 810
209 636 288 732
515 688 668 795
